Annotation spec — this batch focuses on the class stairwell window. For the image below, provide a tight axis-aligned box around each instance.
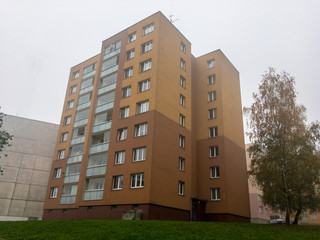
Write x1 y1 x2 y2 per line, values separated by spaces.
180 76 186 88
211 188 220 201
50 187 58 198
210 166 220 178
208 74 216 85
179 114 185 127
61 132 68 142
208 108 217 120
179 157 185 171
143 23 154 35
140 59 152 72
180 58 186 70
57 150 65 160
178 181 185 195
179 135 185 149
180 42 186 53
208 91 216 102
209 126 218 138
207 59 215 69
180 95 185 107
210 146 219 158
54 168 62 179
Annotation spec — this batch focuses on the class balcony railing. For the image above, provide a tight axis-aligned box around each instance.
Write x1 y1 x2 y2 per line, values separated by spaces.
92 121 111 133
100 65 118 78
86 165 107 177
95 102 114 114
60 195 76 204
103 48 120 61
76 101 91 111
67 154 83 164
98 83 116 95
83 189 104 201
70 136 85 145
89 143 109 154
79 85 93 95
63 174 80 184
73 118 88 128
82 70 96 80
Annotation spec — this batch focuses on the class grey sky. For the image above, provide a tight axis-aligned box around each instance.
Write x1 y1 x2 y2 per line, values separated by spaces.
1 0 319 142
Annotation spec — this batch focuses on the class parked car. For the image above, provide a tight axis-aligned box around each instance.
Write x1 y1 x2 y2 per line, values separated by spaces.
270 219 285 224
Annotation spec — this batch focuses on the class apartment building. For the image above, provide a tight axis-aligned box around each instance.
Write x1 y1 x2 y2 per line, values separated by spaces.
43 11 250 222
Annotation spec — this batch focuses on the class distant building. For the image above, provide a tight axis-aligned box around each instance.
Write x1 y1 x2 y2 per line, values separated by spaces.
0 115 59 221
43 11 250 222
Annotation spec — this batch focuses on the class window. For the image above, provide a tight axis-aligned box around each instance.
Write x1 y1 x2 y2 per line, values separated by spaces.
208 74 216 85
265 208 268 215
126 49 135 60
179 157 185 171
180 58 186 70
61 132 68 142
180 95 185 107
101 56 119 71
208 91 216 102
70 85 77 94
258 206 263 214
136 100 149 114
50 187 58 198
57 150 65 160
211 188 220 200
178 181 184 195
73 71 79 80
208 108 217 119
142 41 153 53
179 135 185 148
65 164 81 176
179 114 185 127
133 147 146 162
210 146 219 158
128 32 136 43
181 42 186 53
122 86 131 98
210 166 220 178
124 67 133 79
131 173 144 188
117 128 127 141
88 154 107 167
64 116 71 125
97 91 115 106
81 77 93 89
85 177 104 190
69 144 84 157
120 106 129 119
257 194 262 201
113 176 123 190
100 73 117 88
104 41 121 56
207 59 215 69
54 168 62 178
180 76 186 88
91 132 110 145
67 100 74 110
78 93 91 105
83 63 97 75
115 151 125 164
143 23 154 35
140 59 152 72
138 79 150 93
94 110 112 125
209 126 218 138
135 123 148 137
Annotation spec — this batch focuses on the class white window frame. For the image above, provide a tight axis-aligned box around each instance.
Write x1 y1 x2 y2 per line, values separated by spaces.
210 146 219 158
143 23 154 35
211 188 220 201
70 85 77 94
50 187 58 198
122 86 131 98
179 135 185 149
208 108 217 120
210 166 220 178
209 126 218 138
73 71 79 80
180 76 186 88
54 168 62 179
117 128 127 141
179 157 185 171
135 123 148 137
126 49 135 60
128 32 136 43
179 114 185 127
112 175 123 190
133 147 146 162
208 91 216 102
180 58 186 70
178 181 184 195
120 106 130 119
64 116 71 125
142 41 153 53
115 151 125 164
57 149 65 160
138 79 150 93
136 100 149 114
140 59 152 72
208 74 216 85
124 67 133 79
67 100 74 110
180 95 185 107
180 42 186 53
131 173 144 188
61 132 68 142
207 59 215 69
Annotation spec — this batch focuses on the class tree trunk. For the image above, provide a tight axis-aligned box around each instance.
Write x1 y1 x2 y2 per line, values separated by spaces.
285 211 290 225
292 209 301 225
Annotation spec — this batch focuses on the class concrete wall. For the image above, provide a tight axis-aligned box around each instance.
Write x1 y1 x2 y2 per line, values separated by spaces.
0 115 59 221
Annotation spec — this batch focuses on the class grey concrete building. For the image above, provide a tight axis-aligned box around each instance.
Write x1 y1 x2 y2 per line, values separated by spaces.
0 115 59 221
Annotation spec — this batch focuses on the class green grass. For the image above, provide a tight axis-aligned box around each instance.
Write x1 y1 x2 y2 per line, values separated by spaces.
0 220 319 240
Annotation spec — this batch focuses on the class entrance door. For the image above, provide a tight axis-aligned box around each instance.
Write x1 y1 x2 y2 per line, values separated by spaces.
192 199 206 221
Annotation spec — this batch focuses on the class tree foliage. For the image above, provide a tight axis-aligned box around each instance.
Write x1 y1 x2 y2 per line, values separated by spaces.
245 68 320 225
0 108 13 175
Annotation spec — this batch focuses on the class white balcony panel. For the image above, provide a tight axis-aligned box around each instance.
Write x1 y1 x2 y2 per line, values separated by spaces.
86 165 107 177
103 48 120 60
98 83 116 95
77 101 91 111
83 189 103 201
60 195 76 204
95 102 114 114
92 121 112 133
70 136 85 145
67 155 83 164
100 65 118 78
82 70 96 80
63 174 80 184
73 118 88 127
89 143 109 154
79 85 93 95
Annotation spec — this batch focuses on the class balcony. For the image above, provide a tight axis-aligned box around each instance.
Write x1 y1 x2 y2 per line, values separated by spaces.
103 48 120 61
86 165 107 177
77 101 91 111
83 189 103 201
100 65 118 78
82 70 96 80
60 195 76 204
63 174 80 184
98 83 116 96
89 142 109 154
73 118 88 128
67 154 83 164
95 102 114 114
92 121 111 133
70 136 85 145
79 85 93 95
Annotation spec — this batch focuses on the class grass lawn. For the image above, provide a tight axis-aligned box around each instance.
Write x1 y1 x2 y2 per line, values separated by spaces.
0 220 319 240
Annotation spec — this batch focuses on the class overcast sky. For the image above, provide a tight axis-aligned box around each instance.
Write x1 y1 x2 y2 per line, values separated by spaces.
1 0 319 141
